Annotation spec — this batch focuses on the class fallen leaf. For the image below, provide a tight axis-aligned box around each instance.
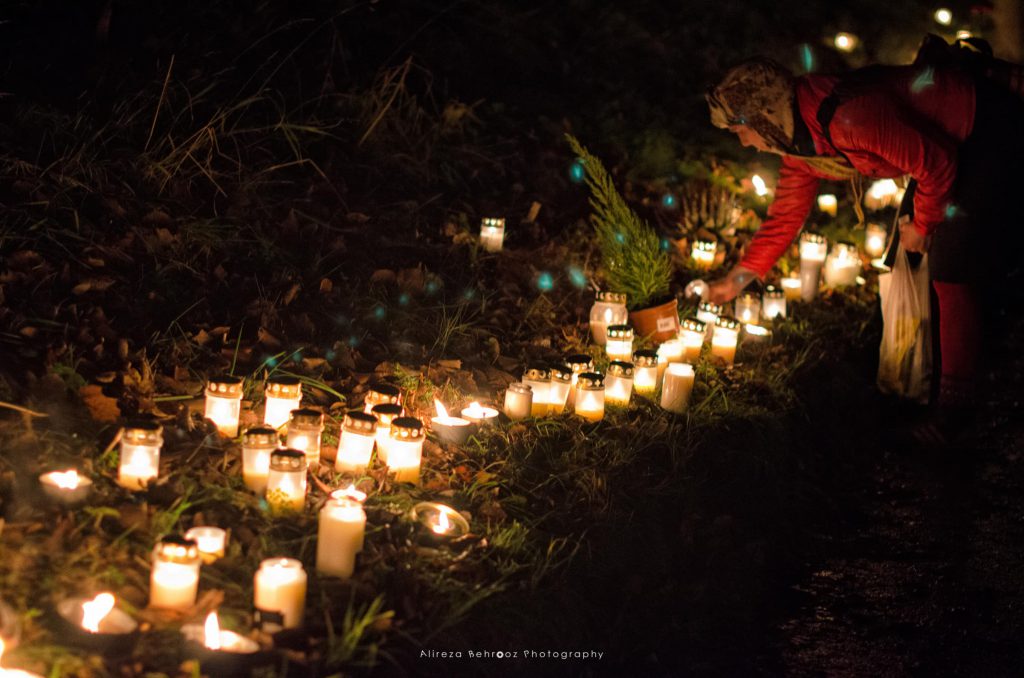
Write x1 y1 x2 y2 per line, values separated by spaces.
319 278 333 293
72 278 116 295
283 283 301 306
79 384 121 422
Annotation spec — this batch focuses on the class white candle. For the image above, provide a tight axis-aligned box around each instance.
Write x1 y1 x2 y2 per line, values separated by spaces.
431 399 473 446
691 239 717 269
316 497 366 579
817 193 837 217
336 411 378 472
660 362 695 414
604 362 634 406
781 276 802 302
799 232 828 302
263 377 302 430
459 402 498 426
864 223 887 258
548 365 572 414
205 375 244 437
118 421 162 491
588 291 628 346
254 558 306 631
711 316 740 366
370 404 403 464
761 286 787 319
387 417 424 484
522 366 551 417
241 426 278 494
39 469 92 504
503 382 533 420
564 354 594 407
150 537 201 610
285 408 324 468
631 350 659 396
575 373 605 422
265 449 307 513
734 293 761 325
363 384 401 414
479 217 506 253
679 318 706 364
184 526 227 562
180 611 259 654
823 241 861 288
605 325 634 363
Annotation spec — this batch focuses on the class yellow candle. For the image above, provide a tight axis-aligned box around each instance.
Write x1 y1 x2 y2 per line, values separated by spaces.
575 373 605 421
604 362 634 406
263 376 302 430
205 375 244 437
710 316 740 366
254 558 307 631
265 449 307 513
690 239 717 269
316 497 366 579
522 366 551 416
387 417 424 484
631 350 659 396
118 421 162 491
660 362 695 414
335 411 377 473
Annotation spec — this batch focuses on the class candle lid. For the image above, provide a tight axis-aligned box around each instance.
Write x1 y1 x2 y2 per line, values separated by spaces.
265 376 301 399
288 408 324 428
607 361 634 377
507 382 532 395
564 354 595 372
123 419 163 445
370 403 403 424
389 417 424 440
242 426 279 447
577 372 604 389
523 365 550 381
269 448 306 472
606 324 633 339
692 238 717 251
206 375 243 397
481 217 505 228
365 384 401 406
548 364 572 383
342 411 377 433
632 349 658 367
698 301 723 315
763 285 784 299
595 291 626 305
800 230 826 245
154 535 200 564
715 315 741 331
680 318 707 333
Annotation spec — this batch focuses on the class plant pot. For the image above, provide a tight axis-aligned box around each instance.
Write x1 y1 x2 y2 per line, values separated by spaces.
628 297 679 343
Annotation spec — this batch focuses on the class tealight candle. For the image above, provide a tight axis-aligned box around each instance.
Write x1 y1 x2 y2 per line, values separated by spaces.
254 558 306 631
691 238 717 270
371 403 403 464
799 231 828 301
564 354 594 407
431 400 473 446
285 408 324 468
817 193 837 217
864 223 887 258
548 364 573 414
205 375 244 437
118 420 162 491
711 316 741 366
605 325 634 363
410 502 470 543
316 496 366 579
679 318 706 363
696 301 722 340
363 384 401 415
588 291 628 346
263 376 302 430
265 449 307 513
781 276 802 302
184 527 227 563
479 217 506 253
743 323 773 345
734 292 761 325
522 365 551 417
460 402 499 426
387 417 425 484
660 362 695 414
631 349 659 396
181 611 259 657
762 285 787 319
656 339 684 384
149 536 200 611
56 591 138 642
823 240 861 288
503 383 533 420
39 469 92 505
575 372 605 422
0 639 43 677
604 361 634 406
336 411 378 471
241 426 278 494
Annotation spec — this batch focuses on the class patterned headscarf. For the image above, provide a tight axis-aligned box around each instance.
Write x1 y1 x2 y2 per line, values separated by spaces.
707 57 796 154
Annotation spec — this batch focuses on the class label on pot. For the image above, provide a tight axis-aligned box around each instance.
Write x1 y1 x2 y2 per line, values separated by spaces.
657 316 679 332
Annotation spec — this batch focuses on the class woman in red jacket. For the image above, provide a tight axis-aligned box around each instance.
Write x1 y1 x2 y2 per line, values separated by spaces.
706 56 1024 445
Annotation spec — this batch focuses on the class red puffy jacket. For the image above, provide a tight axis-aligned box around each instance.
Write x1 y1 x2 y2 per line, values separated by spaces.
740 66 976 277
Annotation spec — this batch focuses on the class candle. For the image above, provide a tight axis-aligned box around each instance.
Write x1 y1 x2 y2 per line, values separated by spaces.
696 301 722 340
781 275 802 302
387 417 425 484
605 325 634 363
265 449 307 513
39 469 92 505
690 238 717 270
184 526 227 563
564 354 594 408
817 194 838 216
864 179 902 211
631 349 659 396
431 400 473 446
710 316 741 366
363 383 401 414
762 285 787 319
823 240 861 288
574 372 605 422
254 558 306 631
660 362 695 414
503 382 533 420
118 420 162 491
181 611 259 655
588 291 628 346
522 365 551 417
679 318 706 363
547 364 573 414
263 376 302 430
285 408 324 468
241 426 278 494
410 502 470 544
370 403 403 464
743 323 773 344
799 231 827 302
479 217 506 253
336 411 378 471
656 339 684 384
0 639 43 677
460 402 499 426
734 292 761 325
55 592 137 640
604 361 634 406
751 174 769 197
205 375 244 437
149 536 201 610
934 7 952 26
316 496 366 579
864 223 887 258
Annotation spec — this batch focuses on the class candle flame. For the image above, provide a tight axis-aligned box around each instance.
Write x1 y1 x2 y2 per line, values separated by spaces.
433 399 449 418
331 484 367 503
204 611 222 650
50 470 81 490
431 510 451 535
81 592 115 633
752 174 768 196
464 402 485 417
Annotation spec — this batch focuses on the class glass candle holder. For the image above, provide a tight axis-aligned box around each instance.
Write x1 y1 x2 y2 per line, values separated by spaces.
335 411 377 473
762 286 787 320
823 240 861 288
575 372 605 422
39 469 93 505
864 223 887 258
589 291 628 346
388 417 425 485
691 239 717 270
363 384 401 414
285 408 324 468
410 501 471 543
548 364 573 414
266 449 307 513
564 354 594 407
817 194 838 216
799 231 828 301
184 527 227 563
479 217 506 253
371 403 404 464
316 497 366 579
460 402 499 425
205 375 244 437
734 292 761 325
241 426 278 494
605 361 634 406
118 420 162 491
263 376 302 430
632 349 659 396
781 276 802 302
503 382 533 420
711 316 741 366
254 558 306 632
679 318 706 363
660 362 696 414
605 325 634 363
150 536 200 610
697 301 723 340
522 365 551 417
656 339 684 384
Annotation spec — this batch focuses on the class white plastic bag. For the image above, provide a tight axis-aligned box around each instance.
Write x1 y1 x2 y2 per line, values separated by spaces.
877 246 932 402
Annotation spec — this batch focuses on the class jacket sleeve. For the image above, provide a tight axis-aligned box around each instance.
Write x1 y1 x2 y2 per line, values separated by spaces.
739 156 819 277
830 94 958 237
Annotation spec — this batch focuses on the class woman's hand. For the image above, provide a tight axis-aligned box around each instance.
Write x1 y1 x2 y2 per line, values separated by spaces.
899 217 929 253
707 265 757 304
